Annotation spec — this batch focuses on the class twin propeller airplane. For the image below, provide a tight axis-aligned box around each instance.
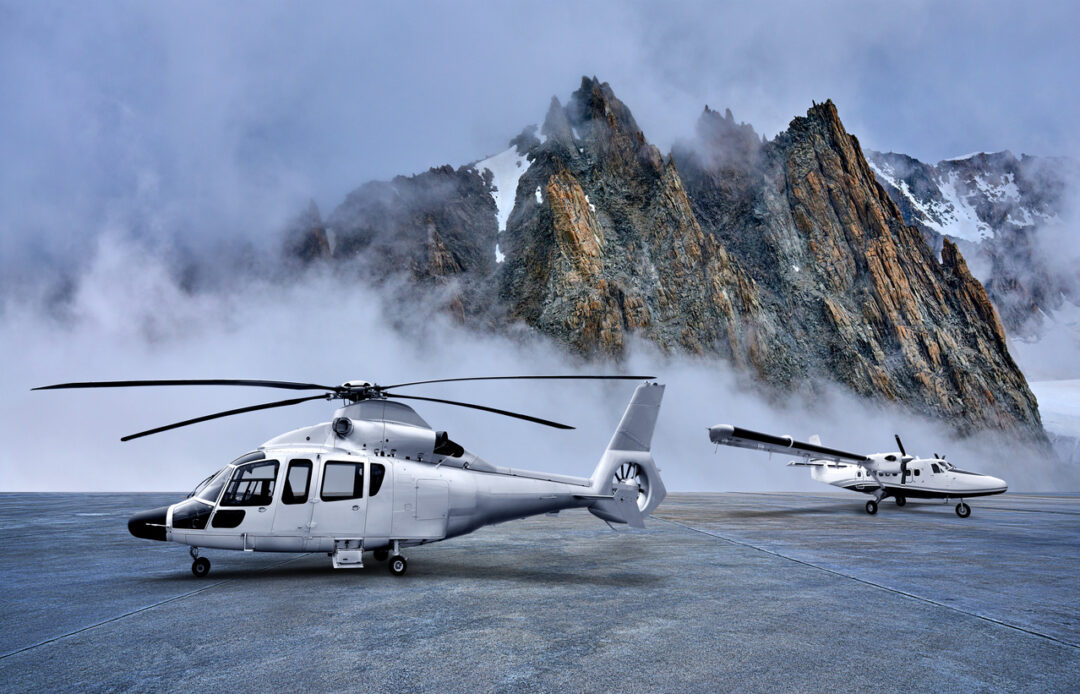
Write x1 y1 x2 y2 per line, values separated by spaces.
33 375 1009 577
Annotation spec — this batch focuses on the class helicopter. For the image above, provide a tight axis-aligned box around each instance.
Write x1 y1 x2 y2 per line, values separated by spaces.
34 376 667 577
708 424 1007 517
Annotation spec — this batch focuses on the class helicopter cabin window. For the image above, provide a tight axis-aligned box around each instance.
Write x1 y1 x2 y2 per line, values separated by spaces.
931 463 942 474
370 463 386 497
282 460 312 505
321 461 364 501
220 460 280 507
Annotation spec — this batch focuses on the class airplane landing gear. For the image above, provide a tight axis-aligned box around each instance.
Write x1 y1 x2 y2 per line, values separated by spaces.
895 496 907 507
955 501 971 518
865 499 878 515
389 555 407 576
192 556 211 577
373 548 389 562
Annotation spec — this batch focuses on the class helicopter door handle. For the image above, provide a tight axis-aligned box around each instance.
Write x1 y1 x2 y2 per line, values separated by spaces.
352 505 360 511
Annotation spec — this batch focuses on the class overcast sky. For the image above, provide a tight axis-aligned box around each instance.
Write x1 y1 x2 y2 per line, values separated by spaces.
2 0 1078 277
2 1 1078 491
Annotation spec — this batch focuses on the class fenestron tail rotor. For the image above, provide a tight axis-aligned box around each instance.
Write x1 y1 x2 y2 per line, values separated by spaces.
33 374 654 440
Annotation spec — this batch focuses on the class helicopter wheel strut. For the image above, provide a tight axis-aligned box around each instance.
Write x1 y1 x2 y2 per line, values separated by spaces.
192 556 211 578
865 500 878 515
955 501 971 518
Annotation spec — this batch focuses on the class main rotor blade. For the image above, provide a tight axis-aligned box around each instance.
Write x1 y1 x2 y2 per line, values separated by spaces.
34 379 336 392
381 375 655 389
894 434 907 456
121 394 329 441
383 393 574 430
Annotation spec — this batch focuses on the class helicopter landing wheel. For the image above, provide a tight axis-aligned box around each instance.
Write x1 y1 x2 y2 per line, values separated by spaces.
865 500 878 515
895 496 907 507
956 502 971 518
388 555 407 576
191 556 211 578
373 548 389 562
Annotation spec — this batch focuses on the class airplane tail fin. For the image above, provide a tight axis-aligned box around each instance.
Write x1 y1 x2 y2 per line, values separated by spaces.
586 382 667 526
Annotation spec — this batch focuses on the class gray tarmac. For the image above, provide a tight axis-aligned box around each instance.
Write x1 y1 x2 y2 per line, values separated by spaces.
1 492 1079 693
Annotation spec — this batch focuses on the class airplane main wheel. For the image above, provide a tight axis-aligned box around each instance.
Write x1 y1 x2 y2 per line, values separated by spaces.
956 502 971 518
865 500 878 515
192 557 211 578
373 548 389 562
389 555 407 576
895 496 907 507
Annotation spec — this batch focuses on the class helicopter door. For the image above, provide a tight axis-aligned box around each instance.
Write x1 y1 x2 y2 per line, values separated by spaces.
310 459 367 541
364 462 392 544
267 459 316 551
213 459 280 550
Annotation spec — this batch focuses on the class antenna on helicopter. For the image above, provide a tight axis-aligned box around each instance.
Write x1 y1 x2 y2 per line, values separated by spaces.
33 375 654 440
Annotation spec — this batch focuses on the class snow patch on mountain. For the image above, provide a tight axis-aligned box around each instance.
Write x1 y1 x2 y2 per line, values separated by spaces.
474 145 531 262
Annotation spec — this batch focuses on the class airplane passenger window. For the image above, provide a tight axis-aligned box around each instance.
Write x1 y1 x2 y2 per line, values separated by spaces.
220 460 279 506
322 461 364 501
282 460 312 505
370 463 386 497
914 469 920 476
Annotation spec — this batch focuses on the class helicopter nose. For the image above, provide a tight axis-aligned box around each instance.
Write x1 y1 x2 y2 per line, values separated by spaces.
128 506 169 542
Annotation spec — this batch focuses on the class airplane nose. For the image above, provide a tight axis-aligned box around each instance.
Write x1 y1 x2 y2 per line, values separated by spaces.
128 506 169 541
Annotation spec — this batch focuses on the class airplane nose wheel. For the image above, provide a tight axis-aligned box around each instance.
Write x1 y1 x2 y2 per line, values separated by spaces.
955 502 971 518
388 555 407 576
192 556 211 577
865 500 878 515
895 496 907 507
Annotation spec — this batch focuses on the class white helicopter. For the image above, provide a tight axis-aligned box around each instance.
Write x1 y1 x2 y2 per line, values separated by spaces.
35 376 667 576
708 424 1007 517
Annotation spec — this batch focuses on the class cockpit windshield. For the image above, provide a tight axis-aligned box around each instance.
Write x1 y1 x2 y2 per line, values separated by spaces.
195 467 231 503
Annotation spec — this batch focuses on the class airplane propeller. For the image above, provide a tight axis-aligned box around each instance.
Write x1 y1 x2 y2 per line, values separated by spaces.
33 375 654 440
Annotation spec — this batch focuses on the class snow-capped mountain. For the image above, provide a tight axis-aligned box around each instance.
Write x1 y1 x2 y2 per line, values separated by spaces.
866 150 1080 339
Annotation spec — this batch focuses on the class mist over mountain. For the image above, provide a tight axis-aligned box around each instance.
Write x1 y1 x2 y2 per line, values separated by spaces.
284 78 1046 447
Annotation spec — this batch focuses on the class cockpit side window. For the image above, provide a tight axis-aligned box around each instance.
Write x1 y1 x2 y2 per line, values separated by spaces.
370 463 386 497
220 460 280 506
321 461 364 501
931 463 942 474
282 460 312 505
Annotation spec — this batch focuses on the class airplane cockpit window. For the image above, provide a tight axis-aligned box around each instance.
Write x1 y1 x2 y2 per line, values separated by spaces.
370 463 386 496
282 460 312 505
322 461 364 501
196 467 231 503
931 463 942 474
220 460 280 506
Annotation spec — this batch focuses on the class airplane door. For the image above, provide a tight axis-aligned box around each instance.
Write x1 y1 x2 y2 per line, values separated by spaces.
268 458 316 550
310 458 367 540
364 462 393 542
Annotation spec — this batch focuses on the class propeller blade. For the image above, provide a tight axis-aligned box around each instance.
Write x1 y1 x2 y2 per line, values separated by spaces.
120 394 329 441
894 434 907 456
34 379 336 392
383 393 574 430
381 375 655 389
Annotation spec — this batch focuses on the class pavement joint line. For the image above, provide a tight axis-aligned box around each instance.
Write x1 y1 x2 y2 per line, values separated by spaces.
0 553 311 661
654 516 1080 652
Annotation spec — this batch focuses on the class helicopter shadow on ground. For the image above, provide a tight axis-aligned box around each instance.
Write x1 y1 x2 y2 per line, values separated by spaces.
134 556 664 588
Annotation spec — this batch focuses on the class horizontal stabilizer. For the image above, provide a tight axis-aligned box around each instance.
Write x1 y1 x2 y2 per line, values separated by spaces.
578 485 646 528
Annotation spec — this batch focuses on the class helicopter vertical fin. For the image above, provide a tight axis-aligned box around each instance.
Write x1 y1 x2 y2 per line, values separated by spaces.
587 382 667 524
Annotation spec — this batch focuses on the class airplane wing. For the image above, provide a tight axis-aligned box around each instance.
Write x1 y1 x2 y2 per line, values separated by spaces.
709 424 870 465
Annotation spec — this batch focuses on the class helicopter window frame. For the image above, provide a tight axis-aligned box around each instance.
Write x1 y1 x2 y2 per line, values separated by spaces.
195 467 232 504
321 461 364 502
282 459 313 505
219 459 280 507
